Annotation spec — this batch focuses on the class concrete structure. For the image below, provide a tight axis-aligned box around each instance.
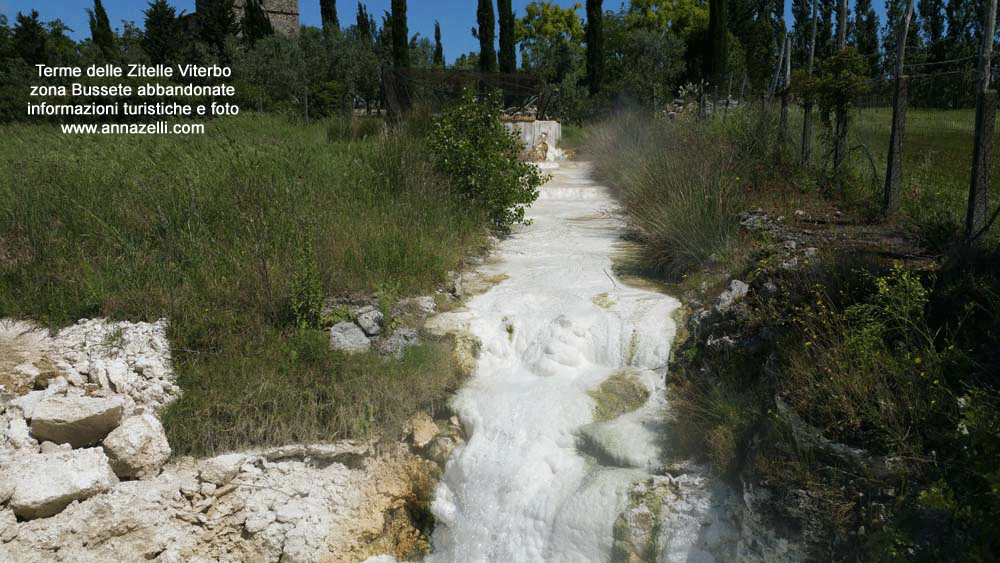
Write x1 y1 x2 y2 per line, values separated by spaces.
505 120 561 151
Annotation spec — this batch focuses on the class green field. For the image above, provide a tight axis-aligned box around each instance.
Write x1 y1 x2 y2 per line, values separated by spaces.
788 105 1000 241
0 114 485 454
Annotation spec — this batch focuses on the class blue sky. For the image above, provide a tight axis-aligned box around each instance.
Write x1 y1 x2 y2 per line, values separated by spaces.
4 1 890 65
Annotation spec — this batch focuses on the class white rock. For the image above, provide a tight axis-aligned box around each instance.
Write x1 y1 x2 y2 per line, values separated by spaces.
715 280 750 313
104 358 130 394
29 396 123 448
102 414 171 479
4 416 37 450
355 308 384 337
0 508 17 542
329 322 370 354
39 441 65 454
199 454 246 486
244 511 274 534
9 390 50 419
0 474 14 503
178 476 200 497
275 501 307 523
406 412 438 449
374 327 419 358
5 448 119 519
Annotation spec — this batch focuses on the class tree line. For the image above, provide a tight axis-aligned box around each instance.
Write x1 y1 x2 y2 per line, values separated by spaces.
2 0 995 123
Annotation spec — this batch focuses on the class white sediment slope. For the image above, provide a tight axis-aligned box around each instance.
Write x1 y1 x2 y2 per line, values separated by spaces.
370 161 738 563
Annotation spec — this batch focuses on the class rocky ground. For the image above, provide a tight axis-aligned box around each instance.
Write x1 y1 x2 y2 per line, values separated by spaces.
0 303 474 563
664 198 946 561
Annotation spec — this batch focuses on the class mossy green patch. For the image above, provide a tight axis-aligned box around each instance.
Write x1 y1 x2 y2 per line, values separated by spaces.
589 371 650 422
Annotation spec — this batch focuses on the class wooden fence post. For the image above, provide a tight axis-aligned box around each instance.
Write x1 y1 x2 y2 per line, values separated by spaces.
965 0 998 241
882 0 914 217
780 35 791 152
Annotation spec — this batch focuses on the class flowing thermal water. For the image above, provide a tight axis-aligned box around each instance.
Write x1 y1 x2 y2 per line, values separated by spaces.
368 162 733 563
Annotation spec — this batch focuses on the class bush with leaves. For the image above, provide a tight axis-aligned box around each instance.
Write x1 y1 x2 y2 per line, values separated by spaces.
427 88 544 232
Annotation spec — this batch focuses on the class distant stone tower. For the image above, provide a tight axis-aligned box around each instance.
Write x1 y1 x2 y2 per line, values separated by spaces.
196 0 300 35
235 0 299 35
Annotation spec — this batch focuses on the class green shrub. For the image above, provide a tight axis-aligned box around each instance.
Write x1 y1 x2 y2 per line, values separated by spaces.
427 88 545 232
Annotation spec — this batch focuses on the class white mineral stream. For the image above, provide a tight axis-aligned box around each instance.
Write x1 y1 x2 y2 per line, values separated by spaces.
368 161 723 563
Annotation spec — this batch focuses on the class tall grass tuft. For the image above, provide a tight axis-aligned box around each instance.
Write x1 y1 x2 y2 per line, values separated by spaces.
585 113 748 280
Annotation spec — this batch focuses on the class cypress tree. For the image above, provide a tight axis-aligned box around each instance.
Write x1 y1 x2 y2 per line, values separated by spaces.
707 0 729 83
87 0 116 59
791 0 812 65
143 0 180 65
585 0 603 95
242 0 273 45
198 0 236 58
356 2 372 43
433 20 444 67
852 0 880 76
476 0 496 72
391 0 408 67
498 0 515 72
320 0 339 33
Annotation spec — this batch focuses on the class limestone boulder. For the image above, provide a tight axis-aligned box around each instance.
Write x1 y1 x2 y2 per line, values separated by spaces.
355 307 384 337
374 327 419 358
29 396 123 447
5 448 119 519
102 413 171 479
199 453 246 486
329 322 370 354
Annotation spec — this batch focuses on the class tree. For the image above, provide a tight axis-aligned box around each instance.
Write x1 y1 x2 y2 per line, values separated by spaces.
851 0 880 76
625 0 708 39
707 0 729 82
791 0 812 66
815 0 836 60
724 0 778 89
46 19 77 64
320 0 339 33
516 1 584 64
433 20 444 67
356 2 373 43
0 15 11 61
603 11 685 108
452 51 479 69
883 0 924 78
498 0 516 72
476 0 497 72
87 0 116 60
242 0 274 46
198 0 237 59
585 0 603 95
12 10 48 65
143 0 181 65
390 0 408 67
409 33 434 67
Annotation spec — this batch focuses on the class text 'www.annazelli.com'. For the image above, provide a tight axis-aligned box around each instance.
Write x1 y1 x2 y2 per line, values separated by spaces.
59 122 205 134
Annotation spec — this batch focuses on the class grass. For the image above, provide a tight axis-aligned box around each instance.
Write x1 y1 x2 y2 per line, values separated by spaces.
779 104 1000 246
0 113 486 454
585 112 751 280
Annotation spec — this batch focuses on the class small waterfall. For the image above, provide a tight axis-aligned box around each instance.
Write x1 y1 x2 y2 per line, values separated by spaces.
368 162 746 563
